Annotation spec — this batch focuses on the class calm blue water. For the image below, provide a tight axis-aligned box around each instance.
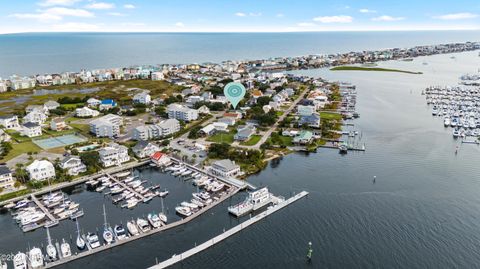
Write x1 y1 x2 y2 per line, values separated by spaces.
0 31 479 77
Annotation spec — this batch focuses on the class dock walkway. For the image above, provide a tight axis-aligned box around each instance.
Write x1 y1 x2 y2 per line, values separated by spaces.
149 191 309 269
30 194 57 223
105 173 146 201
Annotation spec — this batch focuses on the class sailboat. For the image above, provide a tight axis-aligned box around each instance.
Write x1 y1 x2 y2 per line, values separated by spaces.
60 238 72 258
45 227 57 260
102 204 114 245
75 219 86 250
159 197 167 223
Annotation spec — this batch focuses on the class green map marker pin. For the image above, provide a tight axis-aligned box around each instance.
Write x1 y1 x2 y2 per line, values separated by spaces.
224 82 246 109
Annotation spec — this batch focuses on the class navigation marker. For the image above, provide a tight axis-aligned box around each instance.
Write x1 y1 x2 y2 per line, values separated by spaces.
224 82 246 109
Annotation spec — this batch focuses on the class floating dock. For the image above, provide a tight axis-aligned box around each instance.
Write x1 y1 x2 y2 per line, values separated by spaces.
149 191 309 269
105 173 146 201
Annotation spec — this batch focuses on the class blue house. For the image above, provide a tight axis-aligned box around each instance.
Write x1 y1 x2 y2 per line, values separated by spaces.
99 99 117 110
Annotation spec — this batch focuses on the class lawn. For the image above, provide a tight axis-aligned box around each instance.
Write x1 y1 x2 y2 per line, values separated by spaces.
330 66 422 74
207 132 235 144
5 130 32 143
0 189 31 202
320 112 343 120
240 135 262 146
70 123 91 136
1 141 42 162
60 103 84 110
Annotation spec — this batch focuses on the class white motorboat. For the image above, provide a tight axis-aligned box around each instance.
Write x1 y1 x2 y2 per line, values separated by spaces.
20 212 46 226
86 232 101 249
129 180 142 189
45 227 57 260
157 190 169 197
115 171 131 178
28 247 44 269
181 201 198 210
95 185 106 192
191 199 204 208
60 239 72 258
136 218 151 233
147 213 162 228
211 183 225 192
175 206 192 217
14 199 29 209
122 198 138 209
123 176 135 183
181 170 193 176
158 212 167 223
13 252 27 269
127 220 139 236
114 224 127 240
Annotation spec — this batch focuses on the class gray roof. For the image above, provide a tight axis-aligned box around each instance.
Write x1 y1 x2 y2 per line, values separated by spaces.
0 165 11 176
23 122 40 128
0 114 16 120
132 140 150 151
213 159 239 171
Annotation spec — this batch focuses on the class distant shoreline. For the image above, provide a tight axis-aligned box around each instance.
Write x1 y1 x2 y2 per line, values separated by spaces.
330 66 423 74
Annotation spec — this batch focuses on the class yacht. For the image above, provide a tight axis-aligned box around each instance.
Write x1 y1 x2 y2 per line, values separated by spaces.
20 212 46 226
157 190 169 197
86 232 101 249
191 199 205 208
60 239 72 258
127 220 140 236
114 224 127 240
14 200 30 209
147 213 162 228
228 187 273 217
115 171 131 178
136 218 151 233
175 206 192 217
28 247 44 269
95 185 106 192
13 252 27 269
181 201 198 210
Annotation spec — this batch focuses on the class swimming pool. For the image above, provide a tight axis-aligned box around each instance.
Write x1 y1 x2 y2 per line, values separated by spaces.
33 134 88 149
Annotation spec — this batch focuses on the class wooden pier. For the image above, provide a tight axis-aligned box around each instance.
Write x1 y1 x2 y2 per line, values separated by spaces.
104 173 146 201
30 194 57 224
149 191 309 269
43 187 240 268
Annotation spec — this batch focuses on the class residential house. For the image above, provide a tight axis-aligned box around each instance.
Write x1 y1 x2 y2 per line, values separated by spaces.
10 77 36 90
89 114 123 138
197 105 210 115
297 105 316 116
98 143 130 167
21 122 42 137
0 81 7 92
208 159 240 178
199 122 228 136
133 92 151 105
132 141 161 158
75 107 100 118
50 118 67 131
218 117 236 126
223 111 242 120
26 160 55 181
167 104 199 122
60 156 87 176
132 119 180 140
23 110 47 125
151 72 165 81
234 125 256 141
298 113 321 128
150 151 171 166
293 130 313 145
0 165 14 189
44 100 60 111
99 99 117 110
0 115 19 129
25 105 47 114
87 98 101 107
185 96 203 108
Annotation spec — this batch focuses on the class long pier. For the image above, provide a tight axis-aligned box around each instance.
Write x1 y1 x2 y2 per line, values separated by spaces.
43 187 240 268
104 173 146 201
149 191 309 269
30 194 57 223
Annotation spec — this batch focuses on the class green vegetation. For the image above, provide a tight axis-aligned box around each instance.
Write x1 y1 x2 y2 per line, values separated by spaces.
240 135 262 146
207 132 235 144
0 189 31 202
330 66 422 74
320 112 342 120
0 141 41 162
208 143 266 176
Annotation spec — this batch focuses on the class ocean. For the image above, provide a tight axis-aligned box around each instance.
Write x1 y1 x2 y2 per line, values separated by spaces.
0 32 480 269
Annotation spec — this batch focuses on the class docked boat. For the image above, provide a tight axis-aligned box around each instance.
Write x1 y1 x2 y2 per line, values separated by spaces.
147 213 162 228
127 220 140 236
136 218 151 233
14 200 30 209
95 185 106 192
112 194 125 203
181 170 193 176
191 199 205 208
122 198 138 209
123 176 135 183
157 190 169 197
115 171 131 178
129 180 142 189
114 224 127 240
20 212 46 226
45 227 57 260
175 206 192 217
13 252 27 269
102 204 114 245
60 239 72 258
181 201 198 210
338 144 348 154
75 220 86 250
86 232 101 249
228 187 273 217
28 247 44 269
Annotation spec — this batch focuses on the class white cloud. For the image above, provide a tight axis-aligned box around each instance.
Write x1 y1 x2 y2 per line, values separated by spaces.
175 22 185 27
359 9 376 13
123 4 135 9
38 0 81 7
52 22 100 31
249 12 262 17
313 15 353 23
371 15 405 21
235 12 246 17
276 13 284 18
9 7 93 22
297 22 315 27
45 7 95 18
85 2 115 10
108 12 126 17
9 13 62 22
434 13 478 20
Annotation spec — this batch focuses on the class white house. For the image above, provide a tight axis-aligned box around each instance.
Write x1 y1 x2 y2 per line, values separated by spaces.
0 165 14 189
75 107 100 118
87 98 101 107
208 159 240 178
98 143 130 167
197 105 210 114
199 122 228 136
44 100 60 111
26 160 56 181
60 156 87 176
151 72 165 81
150 151 171 166
132 141 161 158
23 111 47 125
0 115 19 129
167 104 199 122
89 114 123 138
50 118 67 131
133 92 151 105
21 122 42 137
0 81 8 92
132 119 180 140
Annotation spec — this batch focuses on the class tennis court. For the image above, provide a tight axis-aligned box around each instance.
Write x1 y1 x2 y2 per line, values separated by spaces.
33 134 88 149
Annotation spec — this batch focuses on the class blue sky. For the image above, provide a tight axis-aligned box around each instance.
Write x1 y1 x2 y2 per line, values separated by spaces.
1 0 479 34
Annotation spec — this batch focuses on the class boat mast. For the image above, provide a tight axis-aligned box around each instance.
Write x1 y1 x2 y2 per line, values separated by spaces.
46 226 53 246
161 197 164 214
103 204 108 229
